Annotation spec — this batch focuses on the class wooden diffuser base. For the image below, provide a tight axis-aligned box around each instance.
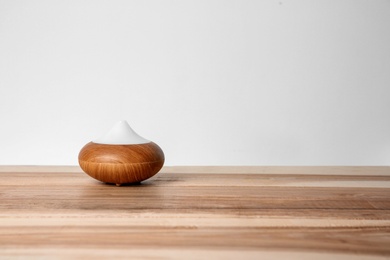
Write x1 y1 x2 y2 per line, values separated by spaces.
78 142 164 185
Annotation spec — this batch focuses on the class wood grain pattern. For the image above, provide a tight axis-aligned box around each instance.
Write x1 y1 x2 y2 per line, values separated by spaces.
0 166 389 259
78 142 164 185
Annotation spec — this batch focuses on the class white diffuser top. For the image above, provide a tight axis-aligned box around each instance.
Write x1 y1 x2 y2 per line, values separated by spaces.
93 120 150 145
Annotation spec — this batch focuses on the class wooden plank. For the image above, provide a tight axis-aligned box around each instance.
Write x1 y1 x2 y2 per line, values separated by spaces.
1 165 390 175
0 167 389 259
163 166 390 176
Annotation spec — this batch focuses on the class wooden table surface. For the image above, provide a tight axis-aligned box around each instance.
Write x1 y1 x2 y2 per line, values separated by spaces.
0 166 389 259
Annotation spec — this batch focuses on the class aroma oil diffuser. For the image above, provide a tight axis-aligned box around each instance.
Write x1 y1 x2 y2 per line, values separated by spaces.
78 121 164 186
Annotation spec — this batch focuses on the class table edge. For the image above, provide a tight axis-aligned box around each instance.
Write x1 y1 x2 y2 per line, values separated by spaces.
0 165 389 175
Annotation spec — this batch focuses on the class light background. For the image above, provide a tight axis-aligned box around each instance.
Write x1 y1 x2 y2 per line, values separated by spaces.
0 0 389 166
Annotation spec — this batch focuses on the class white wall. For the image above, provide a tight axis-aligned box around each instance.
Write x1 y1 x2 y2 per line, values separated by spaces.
0 0 389 166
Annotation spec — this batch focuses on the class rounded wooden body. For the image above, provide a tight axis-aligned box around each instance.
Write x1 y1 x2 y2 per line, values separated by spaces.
78 142 164 185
